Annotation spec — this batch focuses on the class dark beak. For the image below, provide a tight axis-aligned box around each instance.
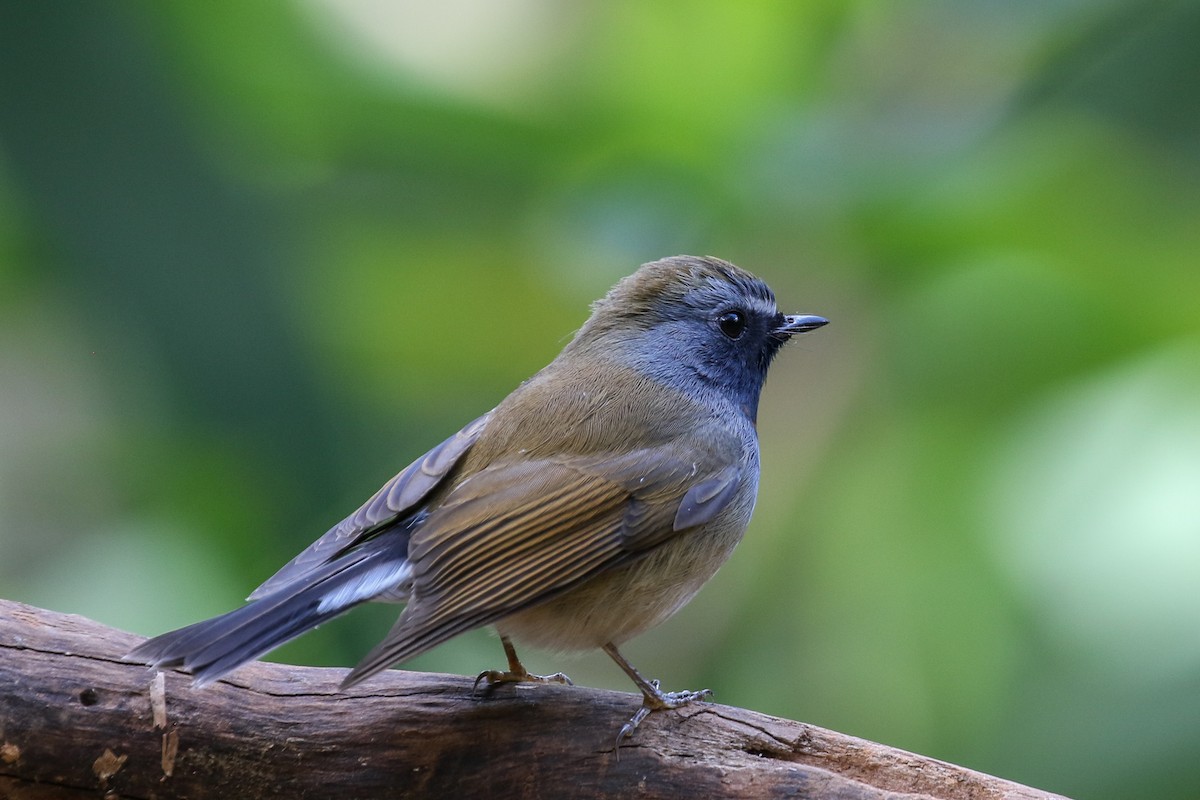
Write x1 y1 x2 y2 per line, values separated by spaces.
775 314 829 338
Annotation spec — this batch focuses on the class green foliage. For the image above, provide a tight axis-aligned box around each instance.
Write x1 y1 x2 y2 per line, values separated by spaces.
2 3 1197 797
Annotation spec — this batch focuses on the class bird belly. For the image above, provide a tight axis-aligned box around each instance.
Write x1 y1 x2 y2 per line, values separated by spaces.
495 513 746 653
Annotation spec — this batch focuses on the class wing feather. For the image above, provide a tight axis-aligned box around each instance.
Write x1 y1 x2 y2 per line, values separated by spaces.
247 412 490 600
341 444 743 686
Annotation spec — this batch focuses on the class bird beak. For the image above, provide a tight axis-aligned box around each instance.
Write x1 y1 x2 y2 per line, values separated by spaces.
775 314 829 337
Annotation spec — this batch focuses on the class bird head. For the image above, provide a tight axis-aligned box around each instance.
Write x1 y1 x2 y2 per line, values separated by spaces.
564 255 827 417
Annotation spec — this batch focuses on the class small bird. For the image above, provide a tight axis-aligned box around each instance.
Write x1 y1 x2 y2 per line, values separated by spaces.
128 255 827 739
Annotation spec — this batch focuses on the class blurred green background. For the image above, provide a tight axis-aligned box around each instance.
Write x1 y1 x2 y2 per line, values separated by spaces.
2 2 1198 797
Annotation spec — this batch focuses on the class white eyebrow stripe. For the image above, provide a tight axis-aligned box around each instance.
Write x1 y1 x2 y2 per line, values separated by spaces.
745 296 778 317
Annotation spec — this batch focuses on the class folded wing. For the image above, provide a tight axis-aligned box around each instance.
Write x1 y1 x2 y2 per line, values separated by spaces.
342 443 741 686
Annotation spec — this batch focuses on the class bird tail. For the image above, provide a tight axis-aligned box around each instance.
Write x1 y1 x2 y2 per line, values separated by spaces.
125 542 412 686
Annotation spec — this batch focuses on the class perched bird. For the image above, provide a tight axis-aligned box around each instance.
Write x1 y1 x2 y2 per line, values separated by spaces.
128 254 827 739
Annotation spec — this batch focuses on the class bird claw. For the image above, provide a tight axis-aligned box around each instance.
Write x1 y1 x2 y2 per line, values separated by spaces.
616 705 653 744
615 682 713 746
472 668 573 695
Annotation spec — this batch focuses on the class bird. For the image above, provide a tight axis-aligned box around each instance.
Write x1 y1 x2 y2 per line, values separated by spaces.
127 254 828 740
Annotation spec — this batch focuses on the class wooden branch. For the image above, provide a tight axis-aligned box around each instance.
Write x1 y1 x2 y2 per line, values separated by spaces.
0 600 1066 799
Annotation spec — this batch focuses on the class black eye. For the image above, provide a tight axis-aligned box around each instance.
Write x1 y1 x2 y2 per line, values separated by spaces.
717 310 747 339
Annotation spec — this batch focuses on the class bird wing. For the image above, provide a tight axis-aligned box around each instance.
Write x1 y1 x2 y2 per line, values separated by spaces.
247 412 491 600
341 443 743 685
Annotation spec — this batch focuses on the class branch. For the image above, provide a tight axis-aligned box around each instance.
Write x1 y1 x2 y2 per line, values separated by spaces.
0 600 1065 799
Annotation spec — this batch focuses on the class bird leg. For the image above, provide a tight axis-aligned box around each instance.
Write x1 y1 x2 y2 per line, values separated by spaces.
602 643 712 742
473 635 573 693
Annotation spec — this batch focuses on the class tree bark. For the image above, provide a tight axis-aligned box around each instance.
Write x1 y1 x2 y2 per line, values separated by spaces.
0 599 1065 799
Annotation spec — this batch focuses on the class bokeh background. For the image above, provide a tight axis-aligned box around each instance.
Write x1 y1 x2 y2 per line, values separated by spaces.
2 2 1198 797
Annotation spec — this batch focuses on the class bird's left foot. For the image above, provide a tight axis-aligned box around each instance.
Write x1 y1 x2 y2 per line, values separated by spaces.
473 635 572 695
472 667 573 694
617 679 712 741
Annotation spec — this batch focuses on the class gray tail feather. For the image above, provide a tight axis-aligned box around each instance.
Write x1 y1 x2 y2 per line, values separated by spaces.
126 543 407 686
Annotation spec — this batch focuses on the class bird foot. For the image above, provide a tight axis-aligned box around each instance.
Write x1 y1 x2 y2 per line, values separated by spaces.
472 667 573 695
616 679 712 742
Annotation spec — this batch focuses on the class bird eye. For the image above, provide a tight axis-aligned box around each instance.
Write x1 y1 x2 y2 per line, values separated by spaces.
717 310 747 339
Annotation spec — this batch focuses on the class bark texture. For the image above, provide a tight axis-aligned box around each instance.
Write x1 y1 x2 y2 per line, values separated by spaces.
0 600 1067 799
